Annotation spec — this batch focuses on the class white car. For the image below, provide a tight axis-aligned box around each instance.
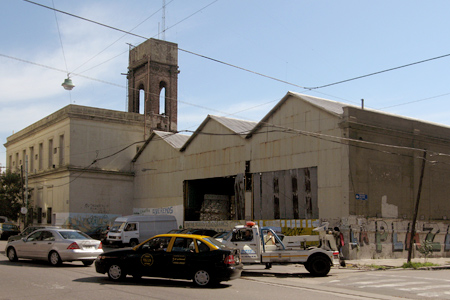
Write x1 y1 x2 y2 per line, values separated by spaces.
5 228 103 266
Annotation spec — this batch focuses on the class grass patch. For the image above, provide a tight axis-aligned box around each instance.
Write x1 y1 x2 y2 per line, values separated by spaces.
402 262 439 269
365 264 389 270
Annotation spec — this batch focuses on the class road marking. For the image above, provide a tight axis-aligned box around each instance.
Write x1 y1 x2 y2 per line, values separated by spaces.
398 285 450 291
364 281 423 288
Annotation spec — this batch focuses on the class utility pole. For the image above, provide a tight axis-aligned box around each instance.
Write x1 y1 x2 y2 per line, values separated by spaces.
407 150 427 263
24 155 29 227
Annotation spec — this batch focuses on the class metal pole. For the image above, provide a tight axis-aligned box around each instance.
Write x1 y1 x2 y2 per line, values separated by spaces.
24 155 28 227
407 150 427 263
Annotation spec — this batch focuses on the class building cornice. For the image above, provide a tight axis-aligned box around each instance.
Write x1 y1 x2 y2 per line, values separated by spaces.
4 105 145 147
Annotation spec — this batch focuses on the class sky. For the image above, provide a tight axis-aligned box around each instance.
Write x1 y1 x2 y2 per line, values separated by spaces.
2 0 450 168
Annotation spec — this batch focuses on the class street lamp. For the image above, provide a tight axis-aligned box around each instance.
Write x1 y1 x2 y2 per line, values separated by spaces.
62 76 75 90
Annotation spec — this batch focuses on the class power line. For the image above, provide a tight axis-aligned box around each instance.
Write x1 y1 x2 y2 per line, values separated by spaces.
23 0 450 95
306 53 450 90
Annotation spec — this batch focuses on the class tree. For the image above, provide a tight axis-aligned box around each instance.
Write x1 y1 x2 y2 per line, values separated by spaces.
0 170 23 221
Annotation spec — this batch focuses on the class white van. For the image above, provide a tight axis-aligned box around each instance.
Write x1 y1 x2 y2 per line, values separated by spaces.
106 215 177 247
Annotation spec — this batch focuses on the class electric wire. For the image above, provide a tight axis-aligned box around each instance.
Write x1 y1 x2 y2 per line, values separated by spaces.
22 0 450 94
52 0 68 75
72 0 176 75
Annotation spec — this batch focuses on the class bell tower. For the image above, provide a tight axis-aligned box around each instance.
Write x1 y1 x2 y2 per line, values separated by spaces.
127 38 179 132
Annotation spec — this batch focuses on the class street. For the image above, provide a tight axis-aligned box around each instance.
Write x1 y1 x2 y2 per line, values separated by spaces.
1 240 450 300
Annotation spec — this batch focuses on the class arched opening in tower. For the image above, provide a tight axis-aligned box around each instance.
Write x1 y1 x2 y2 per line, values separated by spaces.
159 81 167 115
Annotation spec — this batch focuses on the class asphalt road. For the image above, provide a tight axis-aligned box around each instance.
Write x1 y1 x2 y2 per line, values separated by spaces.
2 240 450 299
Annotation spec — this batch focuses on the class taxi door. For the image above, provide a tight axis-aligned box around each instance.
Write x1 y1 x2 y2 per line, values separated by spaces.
131 236 172 277
166 237 196 278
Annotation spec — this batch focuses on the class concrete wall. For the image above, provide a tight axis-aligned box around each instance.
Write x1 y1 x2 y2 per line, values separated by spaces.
4 105 144 229
344 107 450 221
250 95 349 219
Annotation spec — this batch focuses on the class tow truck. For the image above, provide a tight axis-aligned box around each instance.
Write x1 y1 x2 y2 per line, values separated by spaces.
216 221 339 276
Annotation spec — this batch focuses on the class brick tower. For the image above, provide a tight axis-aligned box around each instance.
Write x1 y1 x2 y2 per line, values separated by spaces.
127 38 178 133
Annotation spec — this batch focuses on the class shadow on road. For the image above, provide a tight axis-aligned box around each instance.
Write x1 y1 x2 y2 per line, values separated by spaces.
74 276 233 289
0 259 93 268
241 270 315 279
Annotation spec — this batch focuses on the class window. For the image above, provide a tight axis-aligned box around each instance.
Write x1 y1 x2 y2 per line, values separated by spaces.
29 147 34 172
139 84 145 114
172 237 194 252
38 143 43 170
41 231 55 241
22 149 26 167
196 240 210 252
59 135 64 165
48 139 53 168
141 237 171 252
159 82 166 115
27 231 42 241
124 223 137 231
37 207 42 223
46 207 52 224
231 229 253 242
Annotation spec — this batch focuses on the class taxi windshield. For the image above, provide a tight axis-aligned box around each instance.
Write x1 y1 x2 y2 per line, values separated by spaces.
203 237 228 249
109 222 125 232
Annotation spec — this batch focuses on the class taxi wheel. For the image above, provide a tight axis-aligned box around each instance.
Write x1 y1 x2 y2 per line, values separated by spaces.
7 247 18 262
193 269 215 287
108 264 126 281
49 251 62 266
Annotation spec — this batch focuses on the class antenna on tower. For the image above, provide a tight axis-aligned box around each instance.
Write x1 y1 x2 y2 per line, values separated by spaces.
162 0 166 40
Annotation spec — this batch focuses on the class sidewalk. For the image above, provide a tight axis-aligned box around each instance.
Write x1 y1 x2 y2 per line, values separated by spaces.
344 257 450 269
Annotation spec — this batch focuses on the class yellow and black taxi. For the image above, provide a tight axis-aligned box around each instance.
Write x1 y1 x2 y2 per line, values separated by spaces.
95 233 243 286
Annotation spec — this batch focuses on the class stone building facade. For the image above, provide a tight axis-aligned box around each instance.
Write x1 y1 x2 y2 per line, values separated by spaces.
5 38 450 259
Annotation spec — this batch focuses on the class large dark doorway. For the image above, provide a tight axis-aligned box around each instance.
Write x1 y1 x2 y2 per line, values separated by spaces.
184 177 235 221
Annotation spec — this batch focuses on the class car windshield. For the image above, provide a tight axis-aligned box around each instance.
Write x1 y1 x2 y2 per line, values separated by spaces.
59 231 91 240
109 222 125 232
202 237 228 249
213 231 232 240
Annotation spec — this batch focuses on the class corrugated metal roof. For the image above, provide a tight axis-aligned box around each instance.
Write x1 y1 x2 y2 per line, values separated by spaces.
153 131 190 149
209 115 257 135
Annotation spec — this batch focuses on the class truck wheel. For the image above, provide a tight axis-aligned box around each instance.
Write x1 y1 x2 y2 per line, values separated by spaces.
129 239 139 247
108 264 126 281
304 262 311 273
193 269 216 287
307 255 330 277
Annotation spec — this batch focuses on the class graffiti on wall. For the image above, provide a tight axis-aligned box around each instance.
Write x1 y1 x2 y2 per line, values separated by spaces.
340 218 450 259
56 213 120 234
184 219 321 235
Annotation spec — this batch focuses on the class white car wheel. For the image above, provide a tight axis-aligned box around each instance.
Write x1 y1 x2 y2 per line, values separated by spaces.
49 251 62 266
7 247 18 262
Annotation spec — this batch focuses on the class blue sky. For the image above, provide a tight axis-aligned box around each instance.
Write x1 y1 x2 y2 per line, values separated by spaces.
2 1 450 168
